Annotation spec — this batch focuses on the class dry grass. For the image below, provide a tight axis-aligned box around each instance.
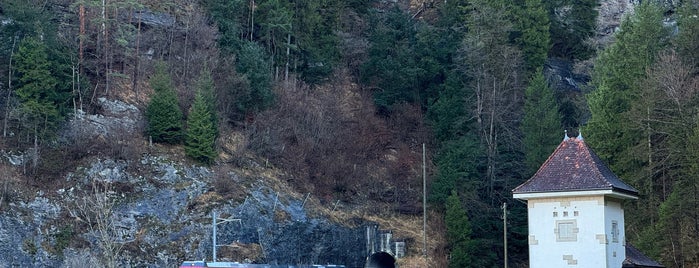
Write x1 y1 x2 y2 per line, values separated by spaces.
207 151 447 265
189 191 224 212
0 164 23 211
216 242 264 263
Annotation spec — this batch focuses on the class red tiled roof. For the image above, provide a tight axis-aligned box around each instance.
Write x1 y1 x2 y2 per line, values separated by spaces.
512 136 638 196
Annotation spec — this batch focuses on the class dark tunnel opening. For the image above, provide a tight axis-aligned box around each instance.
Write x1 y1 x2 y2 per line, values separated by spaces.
366 251 396 268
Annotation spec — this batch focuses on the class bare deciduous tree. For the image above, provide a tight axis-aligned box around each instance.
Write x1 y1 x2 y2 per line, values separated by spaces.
69 180 131 268
458 0 524 204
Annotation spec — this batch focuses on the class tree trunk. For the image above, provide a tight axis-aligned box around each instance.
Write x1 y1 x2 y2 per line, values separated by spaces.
72 65 77 116
78 65 83 112
4 37 17 138
133 3 141 96
79 4 85 65
32 124 38 172
103 0 110 95
183 14 190 86
250 0 255 41
285 32 291 82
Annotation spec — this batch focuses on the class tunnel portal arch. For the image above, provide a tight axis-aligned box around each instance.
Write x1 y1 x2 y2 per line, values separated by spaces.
365 251 396 268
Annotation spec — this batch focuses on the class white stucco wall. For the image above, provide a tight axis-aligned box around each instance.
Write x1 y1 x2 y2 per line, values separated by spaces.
604 199 626 267
526 195 624 267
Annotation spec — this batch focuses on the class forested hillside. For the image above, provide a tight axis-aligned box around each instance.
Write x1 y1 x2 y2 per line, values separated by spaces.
1 0 698 267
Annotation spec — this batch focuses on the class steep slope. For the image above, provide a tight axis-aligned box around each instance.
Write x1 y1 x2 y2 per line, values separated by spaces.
0 94 443 267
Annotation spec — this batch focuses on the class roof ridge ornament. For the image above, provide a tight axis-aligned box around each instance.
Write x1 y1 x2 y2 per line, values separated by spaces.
564 130 570 141
577 129 583 140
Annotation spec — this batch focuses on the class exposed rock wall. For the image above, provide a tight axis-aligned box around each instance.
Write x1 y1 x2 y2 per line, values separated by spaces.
0 154 372 267
597 0 638 47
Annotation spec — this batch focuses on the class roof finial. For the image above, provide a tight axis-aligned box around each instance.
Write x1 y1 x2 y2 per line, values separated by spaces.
564 130 570 141
577 129 583 140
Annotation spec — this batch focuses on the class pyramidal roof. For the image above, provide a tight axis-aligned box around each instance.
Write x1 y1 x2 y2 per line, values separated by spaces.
513 134 638 199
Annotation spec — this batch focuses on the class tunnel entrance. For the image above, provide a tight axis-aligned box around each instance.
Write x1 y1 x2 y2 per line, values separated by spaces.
366 251 396 268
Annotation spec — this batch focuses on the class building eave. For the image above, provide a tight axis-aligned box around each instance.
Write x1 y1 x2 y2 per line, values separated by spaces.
513 189 639 200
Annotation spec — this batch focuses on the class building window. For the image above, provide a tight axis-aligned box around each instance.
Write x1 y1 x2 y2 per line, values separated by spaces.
574 211 579 217
553 212 558 217
555 220 578 242
611 221 619 243
563 211 568 217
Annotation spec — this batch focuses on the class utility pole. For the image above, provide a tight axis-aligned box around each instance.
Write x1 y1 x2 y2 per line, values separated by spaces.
503 202 508 268
212 211 217 262
422 143 427 257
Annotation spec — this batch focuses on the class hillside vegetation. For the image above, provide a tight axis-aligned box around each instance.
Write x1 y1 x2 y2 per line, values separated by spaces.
1 0 699 267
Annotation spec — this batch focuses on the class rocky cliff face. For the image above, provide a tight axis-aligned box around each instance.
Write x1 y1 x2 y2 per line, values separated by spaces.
597 0 680 48
0 100 376 268
0 159 371 267
597 0 638 47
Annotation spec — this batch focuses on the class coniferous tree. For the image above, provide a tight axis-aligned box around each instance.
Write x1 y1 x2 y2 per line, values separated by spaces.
146 63 183 144
445 191 474 268
522 69 561 174
587 2 672 259
413 24 452 109
430 136 484 205
430 2 529 266
14 37 62 138
13 36 67 170
587 1 668 183
546 0 598 59
202 0 247 54
515 0 551 76
675 2 699 67
656 10 699 265
629 48 699 266
429 75 485 206
185 90 217 165
236 42 274 114
361 8 421 113
256 0 293 68
294 0 341 82
194 68 217 130
655 120 699 266
459 0 524 202
429 74 468 144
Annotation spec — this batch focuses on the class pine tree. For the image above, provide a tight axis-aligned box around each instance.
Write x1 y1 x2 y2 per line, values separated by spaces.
236 42 274 114
586 2 672 259
546 0 598 59
14 36 62 137
430 136 484 205
675 2 699 67
194 68 217 129
294 0 341 82
522 69 561 174
445 191 474 268
202 0 247 54
428 74 468 143
185 90 217 165
361 7 421 113
587 1 668 179
146 63 183 144
515 0 551 76
257 0 293 68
